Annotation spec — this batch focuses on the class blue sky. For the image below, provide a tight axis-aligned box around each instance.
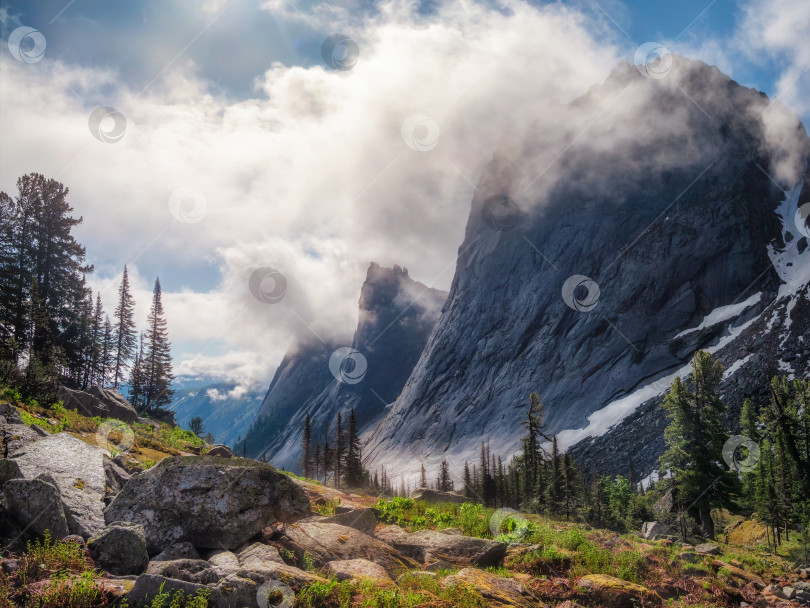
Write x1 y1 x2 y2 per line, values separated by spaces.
1 0 807 390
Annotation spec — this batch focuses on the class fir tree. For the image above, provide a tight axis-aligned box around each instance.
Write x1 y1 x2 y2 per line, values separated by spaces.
113 265 137 388
143 278 174 412
659 350 733 538
344 408 363 488
302 413 313 479
420 464 427 488
335 412 345 489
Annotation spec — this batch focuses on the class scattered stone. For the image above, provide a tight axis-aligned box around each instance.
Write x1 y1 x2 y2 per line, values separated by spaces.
783 587 796 600
87 521 149 575
694 543 721 555
3 478 69 538
30 424 49 437
235 542 284 567
319 508 378 536
2 423 44 456
105 456 311 554
2 559 21 575
103 458 132 498
763 585 787 599
146 559 222 584
237 560 330 588
280 521 416 576
378 527 507 567
326 558 394 583
578 574 662 608
440 528 463 535
443 567 540 608
641 521 671 540
410 488 467 504
207 550 240 571
557 601 586 608
152 542 200 562
206 445 232 457
12 432 106 538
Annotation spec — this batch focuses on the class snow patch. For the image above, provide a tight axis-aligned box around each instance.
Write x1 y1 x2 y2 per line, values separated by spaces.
674 292 762 339
768 183 810 296
723 354 753 380
778 360 795 380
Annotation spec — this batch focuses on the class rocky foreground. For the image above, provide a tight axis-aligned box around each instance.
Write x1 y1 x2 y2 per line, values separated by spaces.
2 399 810 608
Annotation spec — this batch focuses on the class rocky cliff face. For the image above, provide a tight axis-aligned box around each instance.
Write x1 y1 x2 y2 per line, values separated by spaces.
362 56 810 483
243 263 446 470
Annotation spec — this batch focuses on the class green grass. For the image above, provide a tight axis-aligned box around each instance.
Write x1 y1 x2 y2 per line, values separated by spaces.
375 498 495 537
19 532 91 580
294 574 487 608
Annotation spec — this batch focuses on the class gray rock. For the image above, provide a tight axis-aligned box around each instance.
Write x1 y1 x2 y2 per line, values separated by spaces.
105 456 311 554
0 403 22 424
410 489 468 504
783 587 796 600
235 542 284 567
0 459 22 485
425 559 454 572
103 457 132 497
641 521 671 540
4 478 69 539
320 508 378 535
87 521 149 575
695 543 721 555
152 542 200 562
11 432 106 538
59 385 138 423
206 444 232 457
280 520 416 575
762 584 787 599
377 527 506 567
442 568 536 608
207 549 240 571
1 423 44 456
126 575 221 607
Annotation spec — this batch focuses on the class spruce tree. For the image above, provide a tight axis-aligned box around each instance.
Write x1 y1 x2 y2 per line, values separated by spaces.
143 278 174 412
128 332 145 408
323 435 332 485
302 413 313 479
420 464 427 488
463 461 473 499
344 408 363 488
113 265 137 388
659 350 732 538
335 412 345 489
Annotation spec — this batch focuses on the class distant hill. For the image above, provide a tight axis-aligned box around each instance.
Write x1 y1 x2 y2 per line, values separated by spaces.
168 382 263 447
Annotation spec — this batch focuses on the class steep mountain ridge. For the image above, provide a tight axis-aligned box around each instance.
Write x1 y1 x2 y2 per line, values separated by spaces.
361 55 810 483
243 263 447 470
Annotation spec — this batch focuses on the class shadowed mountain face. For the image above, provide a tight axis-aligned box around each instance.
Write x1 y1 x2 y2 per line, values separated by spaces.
362 56 810 482
242 263 447 470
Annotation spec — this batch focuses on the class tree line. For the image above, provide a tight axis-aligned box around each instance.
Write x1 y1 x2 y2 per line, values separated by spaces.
351 350 808 542
0 174 175 414
300 408 367 488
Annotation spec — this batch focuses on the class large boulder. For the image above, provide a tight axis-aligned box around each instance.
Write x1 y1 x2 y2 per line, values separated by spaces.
105 456 310 554
0 459 22 485
1 422 45 456
146 559 223 584
11 432 106 537
279 521 417 576
87 521 149 575
207 445 232 457
641 521 671 540
376 526 506 567
59 385 138 423
103 458 132 498
410 488 468 504
442 568 540 608
3 478 69 539
152 542 200 562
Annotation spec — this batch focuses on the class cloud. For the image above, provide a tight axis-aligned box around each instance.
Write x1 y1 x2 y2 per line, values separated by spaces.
1 0 806 394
